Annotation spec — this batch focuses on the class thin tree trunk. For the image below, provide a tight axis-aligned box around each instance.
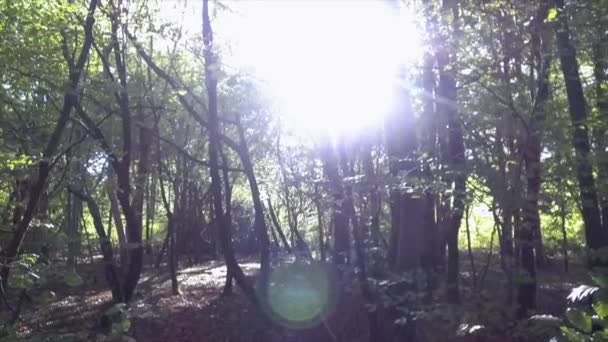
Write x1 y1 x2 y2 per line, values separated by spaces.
167 216 179 295
155 121 179 295
339 144 381 342
107 167 127 262
313 186 326 262
107 6 144 301
220 148 234 296
267 198 292 253
155 234 168 269
560 200 569 273
320 137 350 266
107 202 113 240
145 173 156 254
69 187 123 302
465 206 477 288
421 48 440 273
591 2 608 230
66 131 83 268
234 117 270 282
436 0 466 303
202 0 260 308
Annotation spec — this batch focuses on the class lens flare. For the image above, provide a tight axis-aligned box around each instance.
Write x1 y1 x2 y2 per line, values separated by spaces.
262 263 336 329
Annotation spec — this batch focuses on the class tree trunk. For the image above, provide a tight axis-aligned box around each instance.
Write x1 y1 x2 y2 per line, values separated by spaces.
591 2 608 231
462 207 476 290
65 188 82 268
436 0 466 303
362 139 382 249
313 186 326 262
155 120 179 295
385 81 423 272
168 215 179 295
110 18 143 301
107 167 127 263
267 198 292 253
145 172 156 254
554 0 608 262
421 49 440 273
338 143 382 342
320 137 350 266
66 129 84 268
220 148 234 296
560 199 569 273
202 0 260 308
518 2 552 317
69 187 123 302
234 117 270 282
268 217 280 251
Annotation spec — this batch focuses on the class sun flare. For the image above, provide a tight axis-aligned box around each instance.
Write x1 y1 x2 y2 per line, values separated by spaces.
222 1 423 136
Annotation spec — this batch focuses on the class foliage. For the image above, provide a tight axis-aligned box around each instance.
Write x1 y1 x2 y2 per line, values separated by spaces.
560 272 608 341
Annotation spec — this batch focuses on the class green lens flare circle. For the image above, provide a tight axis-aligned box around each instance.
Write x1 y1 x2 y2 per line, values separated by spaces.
261 263 336 329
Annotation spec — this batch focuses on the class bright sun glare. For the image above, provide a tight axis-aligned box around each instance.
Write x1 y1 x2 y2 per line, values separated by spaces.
161 0 422 136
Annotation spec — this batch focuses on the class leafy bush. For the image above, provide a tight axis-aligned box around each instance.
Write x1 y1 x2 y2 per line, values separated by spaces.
559 271 608 341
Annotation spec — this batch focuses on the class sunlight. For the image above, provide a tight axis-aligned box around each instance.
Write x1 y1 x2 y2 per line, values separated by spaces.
221 1 422 136
156 1 422 136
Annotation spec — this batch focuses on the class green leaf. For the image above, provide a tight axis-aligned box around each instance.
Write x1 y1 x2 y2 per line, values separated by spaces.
21 253 38 266
593 294 608 320
592 273 608 289
566 308 593 333
592 330 608 340
63 270 84 287
560 326 585 342
546 8 559 22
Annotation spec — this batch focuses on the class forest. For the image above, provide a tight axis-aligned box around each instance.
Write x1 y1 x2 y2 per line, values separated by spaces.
0 0 607 341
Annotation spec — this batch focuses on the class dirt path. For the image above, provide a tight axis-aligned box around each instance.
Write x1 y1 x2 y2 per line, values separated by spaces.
12 255 583 341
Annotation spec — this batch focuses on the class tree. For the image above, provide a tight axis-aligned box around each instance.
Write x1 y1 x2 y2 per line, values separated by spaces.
517 0 552 317
201 0 259 308
554 0 608 262
436 0 466 302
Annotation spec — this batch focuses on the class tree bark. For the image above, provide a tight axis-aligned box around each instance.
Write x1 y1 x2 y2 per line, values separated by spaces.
384 80 424 272
234 117 270 281
107 167 127 262
155 120 179 295
65 130 83 268
220 148 234 296
560 198 569 273
320 137 350 266
109 5 145 301
267 198 292 253
436 0 466 303
338 142 382 342
202 0 260 308
313 183 326 262
362 139 382 249
69 187 123 302
518 2 552 317
591 2 608 231
554 0 608 261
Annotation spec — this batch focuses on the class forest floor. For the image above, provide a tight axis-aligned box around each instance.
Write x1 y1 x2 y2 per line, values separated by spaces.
9 251 589 342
